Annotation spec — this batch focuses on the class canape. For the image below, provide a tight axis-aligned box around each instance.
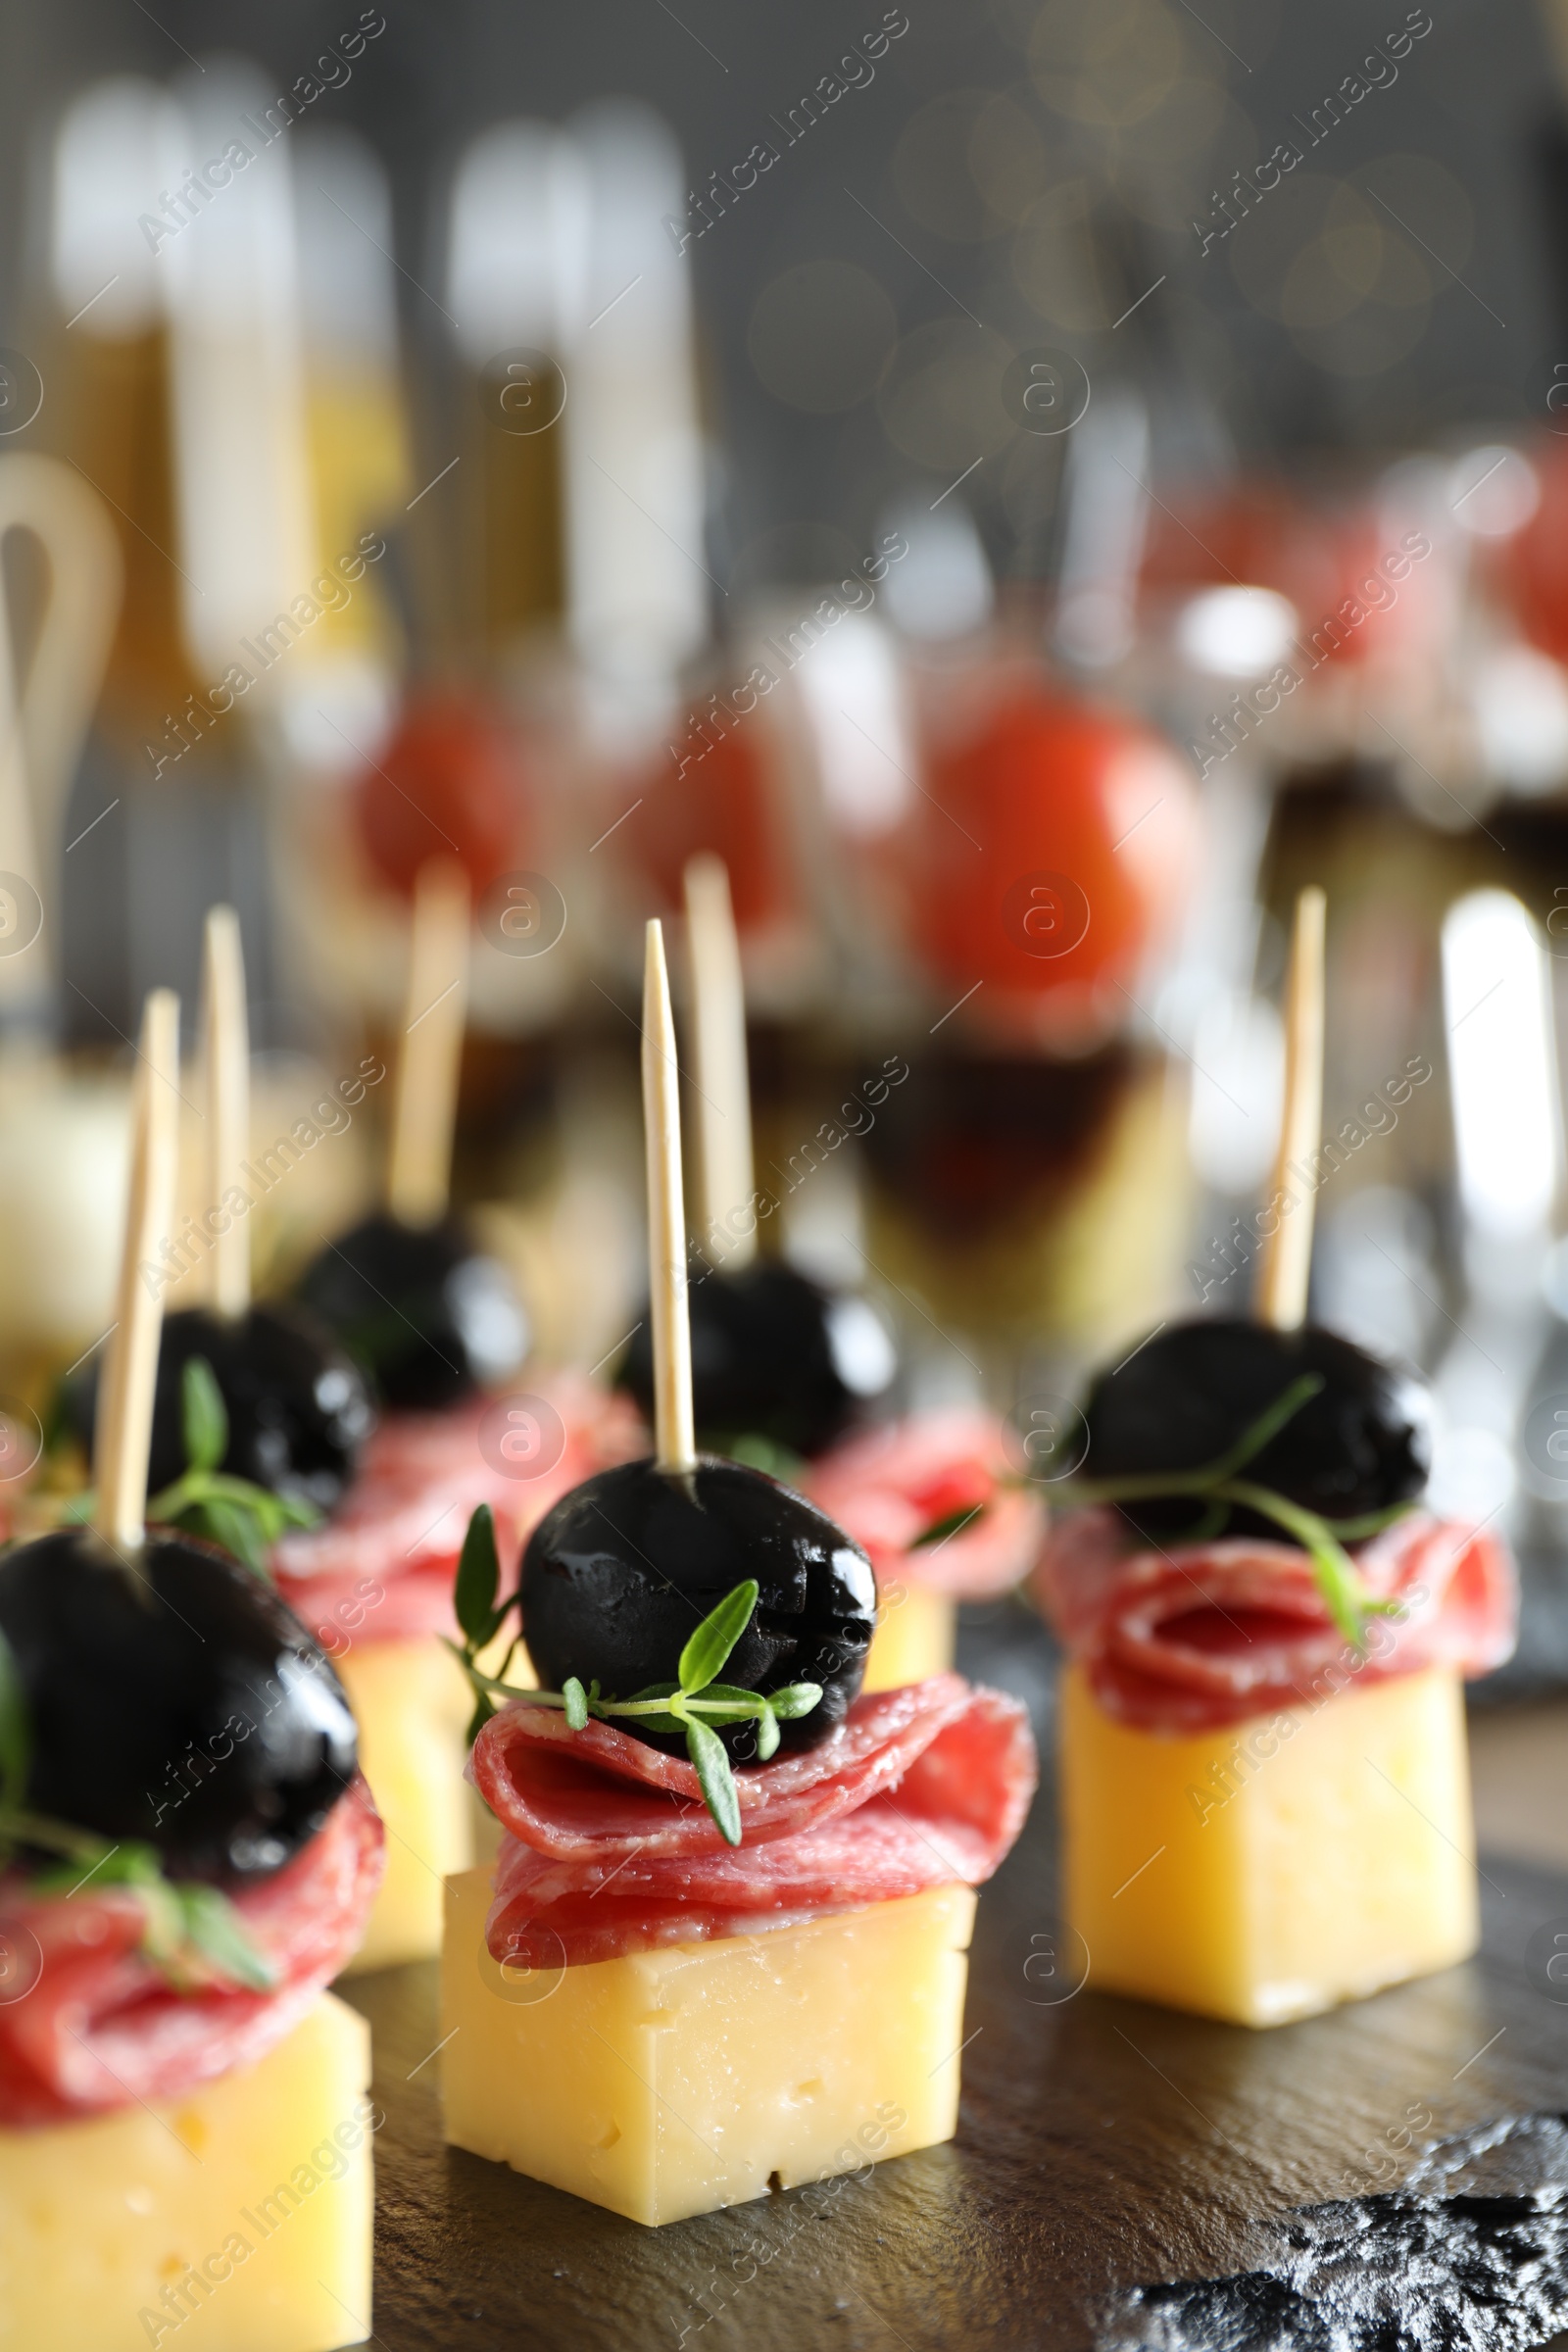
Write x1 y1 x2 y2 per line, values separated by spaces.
439 922 1035 2224
1034 894 1516 2027
277 865 633 1967
55 902 578 1972
0 988 385 2352
440 1473 1033 2226
618 857 1044 1691
0 1547 383 2352
1035 1316 1514 2025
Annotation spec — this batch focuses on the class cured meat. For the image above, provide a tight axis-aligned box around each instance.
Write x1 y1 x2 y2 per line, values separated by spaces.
272 1376 641 1650
474 1674 1036 1965
1033 1504 1517 1735
805 1407 1045 1598
0 1777 384 2130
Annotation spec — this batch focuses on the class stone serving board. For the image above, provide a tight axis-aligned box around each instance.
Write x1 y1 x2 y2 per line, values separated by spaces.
339 1603 1568 2351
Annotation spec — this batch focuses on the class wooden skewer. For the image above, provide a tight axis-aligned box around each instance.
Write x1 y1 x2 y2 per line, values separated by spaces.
202 906 250 1320
1254 885 1327 1333
387 859 471 1230
683 854 756 1270
94 988 180 1551
643 919 696 1474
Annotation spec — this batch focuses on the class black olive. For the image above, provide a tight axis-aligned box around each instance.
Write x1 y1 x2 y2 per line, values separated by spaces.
0 1526 359 1886
520 1456 877 1756
618 1263 896 1458
293 1211 528 1411
1082 1317 1433 1545
67 1304 373 1509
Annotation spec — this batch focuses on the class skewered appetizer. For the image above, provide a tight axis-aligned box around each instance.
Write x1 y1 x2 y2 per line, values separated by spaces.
615 867 897 1462
58 899 592 1972
0 991 384 2352
281 866 524 1964
1033 894 1516 2026
60 913 374 1562
619 1250 892 1463
292 862 527 1416
618 858 1043 1690
295 1207 523 1415
439 922 1034 2225
278 867 628 1967
846 671 1197 1354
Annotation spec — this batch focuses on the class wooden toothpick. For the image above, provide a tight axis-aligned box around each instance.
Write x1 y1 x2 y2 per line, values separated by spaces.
203 906 249 1320
643 919 696 1473
94 988 180 1551
387 859 471 1230
683 854 756 1270
1254 885 1327 1332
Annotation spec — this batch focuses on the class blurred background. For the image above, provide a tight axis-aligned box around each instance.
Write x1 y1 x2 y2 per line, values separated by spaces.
5 0 1568 1738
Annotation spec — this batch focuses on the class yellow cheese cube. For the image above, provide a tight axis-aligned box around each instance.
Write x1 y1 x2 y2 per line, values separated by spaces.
440 1867 975 2226
337 1631 542 1954
1061 1662 1479 2027
863 1583 956 1691
336 1635 475 1972
0 1993 372 2352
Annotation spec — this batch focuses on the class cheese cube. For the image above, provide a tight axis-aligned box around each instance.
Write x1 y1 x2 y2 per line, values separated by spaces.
0 1993 372 2352
863 1584 955 1691
336 1635 475 1972
440 1868 975 2225
1061 1662 1479 2027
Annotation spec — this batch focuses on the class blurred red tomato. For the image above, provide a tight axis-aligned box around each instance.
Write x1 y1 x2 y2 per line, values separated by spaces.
1493 442 1568 665
1141 481 1333 609
356 693 526 900
623 710 797 937
1141 480 1427 670
910 686 1195 1048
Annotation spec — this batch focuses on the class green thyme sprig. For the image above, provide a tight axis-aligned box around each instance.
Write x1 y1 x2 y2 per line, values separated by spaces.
911 1502 989 1549
0 1622 277 1993
65 1357 318 1579
445 1503 823 1847
722 1432 807 1484
1047 1372 1412 1649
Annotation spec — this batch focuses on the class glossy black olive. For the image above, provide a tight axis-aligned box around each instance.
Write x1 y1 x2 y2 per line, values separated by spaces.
520 1456 877 1756
68 1303 373 1509
618 1263 896 1458
1082 1317 1433 1544
293 1211 528 1411
0 1526 359 1886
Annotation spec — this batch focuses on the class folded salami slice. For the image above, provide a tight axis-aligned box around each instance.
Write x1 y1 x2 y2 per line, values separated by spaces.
474 1676 1036 1966
805 1407 1045 1598
273 1378 641 1649
1033 1505 1517 1735
0 1776 384 2130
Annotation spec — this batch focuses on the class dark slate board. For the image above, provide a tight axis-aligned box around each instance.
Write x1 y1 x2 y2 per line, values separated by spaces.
338 1602 1568 2352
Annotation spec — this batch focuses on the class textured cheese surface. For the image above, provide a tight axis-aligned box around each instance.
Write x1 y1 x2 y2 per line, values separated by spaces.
338 1635 474 1971
1061 1662 1479 2026
441 1870 975 2226
0 1993 372 2352
863 1585 956 1691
